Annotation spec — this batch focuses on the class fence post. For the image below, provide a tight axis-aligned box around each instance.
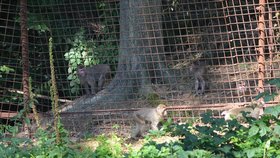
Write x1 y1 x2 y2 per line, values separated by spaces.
257 1 266 93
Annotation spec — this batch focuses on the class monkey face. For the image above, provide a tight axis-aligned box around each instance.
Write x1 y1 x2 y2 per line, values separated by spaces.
77 68 86 77
156 104 167 116
236 81 248 94
221 111 230 120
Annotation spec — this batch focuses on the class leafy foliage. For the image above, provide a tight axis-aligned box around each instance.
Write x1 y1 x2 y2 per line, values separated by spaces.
2 105 280 158
170 113 242 157
255 78 280 102
93 134 124 158
64 26 119 94
64 2 119 94
168 107 280 158
0 65 15 77
0 122 96 158
2 76 280 158
64 28 99 94
128 141 185 158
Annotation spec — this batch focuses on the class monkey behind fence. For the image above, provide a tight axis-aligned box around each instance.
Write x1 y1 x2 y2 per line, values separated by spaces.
77 64 111 95
221 106 260 121
190 61 206 95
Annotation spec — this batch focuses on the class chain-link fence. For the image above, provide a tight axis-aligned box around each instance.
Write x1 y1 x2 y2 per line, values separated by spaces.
1 0 280 136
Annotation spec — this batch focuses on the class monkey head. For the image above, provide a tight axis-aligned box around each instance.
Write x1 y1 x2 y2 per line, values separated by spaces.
221 110 231 120
77 65 86 77
237 81 247 93
189 62 196 72
189 61 203 72
156 104 167 116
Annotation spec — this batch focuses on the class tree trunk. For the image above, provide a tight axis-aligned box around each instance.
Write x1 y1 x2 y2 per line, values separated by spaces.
67 0 176 111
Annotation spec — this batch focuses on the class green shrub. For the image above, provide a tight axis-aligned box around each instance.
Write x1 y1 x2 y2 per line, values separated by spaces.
93 134 124 158
0 123 96 158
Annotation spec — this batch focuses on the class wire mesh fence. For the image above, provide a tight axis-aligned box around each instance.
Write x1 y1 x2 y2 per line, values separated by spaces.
0 0 280 136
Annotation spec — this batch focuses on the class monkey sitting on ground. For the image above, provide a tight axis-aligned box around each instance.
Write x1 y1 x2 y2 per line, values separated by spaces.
77 64 111 95
221 106 261 121
131 104 167 139
190 61 206 95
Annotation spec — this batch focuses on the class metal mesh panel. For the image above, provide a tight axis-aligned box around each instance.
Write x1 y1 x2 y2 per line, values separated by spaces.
1 0 280 136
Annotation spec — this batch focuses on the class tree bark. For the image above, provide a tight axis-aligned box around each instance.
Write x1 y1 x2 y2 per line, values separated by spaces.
67 0 176 111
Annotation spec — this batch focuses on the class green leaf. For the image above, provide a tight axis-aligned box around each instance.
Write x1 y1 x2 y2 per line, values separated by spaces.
68 67 73 74
24 117 31 125
255 91 267 100
82 51 87 57
245 148 257 158
267 78 280 88
263 93 277 102
71 88 77 93
70 58 79 64
67 74 74 80
219 145 231 153
265 140 271 149
75 60 81 66
258 123 268 137
273 125 280 136
69 49 75 55
264 105 280 117
0 65 15 73
70 80 76 86
249 125 259 137
84 60 90 66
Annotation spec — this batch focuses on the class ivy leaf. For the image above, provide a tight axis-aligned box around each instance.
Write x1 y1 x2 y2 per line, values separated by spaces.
249 125 259 137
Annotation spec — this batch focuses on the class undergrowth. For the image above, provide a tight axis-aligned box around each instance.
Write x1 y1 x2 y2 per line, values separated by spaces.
1 79 280 158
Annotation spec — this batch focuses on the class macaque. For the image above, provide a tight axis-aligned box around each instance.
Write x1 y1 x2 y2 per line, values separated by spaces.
221 106 260 121
236 81 248 95
190 61 206 95
77 64 111 95
131 104 167 138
